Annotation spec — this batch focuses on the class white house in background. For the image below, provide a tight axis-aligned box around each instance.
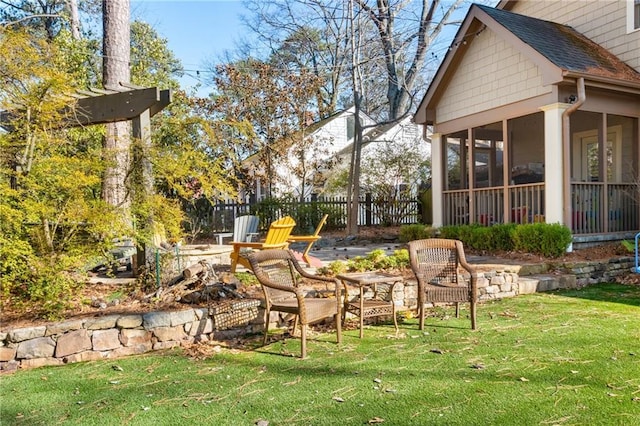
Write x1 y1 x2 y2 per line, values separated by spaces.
241 107 430 201
325 114 431 197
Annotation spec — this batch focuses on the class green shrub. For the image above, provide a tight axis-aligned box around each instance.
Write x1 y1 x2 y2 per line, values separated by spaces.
466 223 517 252
318 249 409 276
438 225 462 240
490 223 517 252
399 224 433 242
621 240 635 253
456 224 483 247
235 272 259 286
511 223 572 258
466 226 493 251
437 223 570 258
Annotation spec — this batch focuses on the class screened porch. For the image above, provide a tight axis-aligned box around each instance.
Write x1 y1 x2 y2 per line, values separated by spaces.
440 111 639 235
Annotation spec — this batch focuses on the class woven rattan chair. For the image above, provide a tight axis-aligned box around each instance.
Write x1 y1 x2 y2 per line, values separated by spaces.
247 249 342 359
408 238 477 330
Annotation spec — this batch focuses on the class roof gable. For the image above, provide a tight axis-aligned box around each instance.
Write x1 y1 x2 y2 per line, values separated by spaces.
476 5 640 82
414 3 640 124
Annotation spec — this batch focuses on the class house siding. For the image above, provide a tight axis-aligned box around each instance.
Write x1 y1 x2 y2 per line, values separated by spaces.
437 28 551 123
508 0 639 71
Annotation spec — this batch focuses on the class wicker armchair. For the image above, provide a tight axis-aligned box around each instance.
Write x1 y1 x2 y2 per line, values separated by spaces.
247 249 342 358
408 239 477 330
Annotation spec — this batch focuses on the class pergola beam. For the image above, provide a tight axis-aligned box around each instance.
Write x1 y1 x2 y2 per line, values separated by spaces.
0 86 172 130
68 87 171 126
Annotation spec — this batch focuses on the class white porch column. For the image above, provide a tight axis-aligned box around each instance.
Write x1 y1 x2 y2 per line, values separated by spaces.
431 132 443 227
540 103 570 226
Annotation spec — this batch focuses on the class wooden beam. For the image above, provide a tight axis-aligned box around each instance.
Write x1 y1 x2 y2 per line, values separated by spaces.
65 87 172 126
1 87 171 130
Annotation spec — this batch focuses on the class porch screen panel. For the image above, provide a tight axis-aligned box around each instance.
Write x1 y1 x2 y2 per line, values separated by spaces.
443 134 469 226
508 113 544 186
472 122 504 225
607 115 639 233
445 135 468 190
472 122 504 189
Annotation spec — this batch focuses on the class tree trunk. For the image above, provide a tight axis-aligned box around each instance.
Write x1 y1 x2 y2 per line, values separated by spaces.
101 0 131 209
347 94 363 235
66 0 80 40
346 0 362 236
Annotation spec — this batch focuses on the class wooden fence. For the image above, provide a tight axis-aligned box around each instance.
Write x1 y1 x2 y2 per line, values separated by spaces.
184 194 422 236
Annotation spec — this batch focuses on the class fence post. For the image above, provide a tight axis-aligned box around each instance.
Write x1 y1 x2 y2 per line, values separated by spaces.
365 193 372 226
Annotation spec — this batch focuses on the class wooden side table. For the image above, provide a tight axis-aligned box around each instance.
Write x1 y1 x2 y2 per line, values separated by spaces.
337 271 402 338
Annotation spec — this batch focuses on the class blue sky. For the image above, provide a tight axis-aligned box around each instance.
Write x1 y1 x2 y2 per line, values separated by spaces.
128 1 489 95
131 0 247 92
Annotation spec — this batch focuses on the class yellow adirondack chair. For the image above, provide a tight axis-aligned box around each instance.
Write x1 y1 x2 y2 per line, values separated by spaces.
229 216 296 272
287 214 328 266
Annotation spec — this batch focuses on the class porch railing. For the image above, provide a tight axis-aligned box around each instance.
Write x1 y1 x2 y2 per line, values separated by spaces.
443 182 639 234
443 183 544 226
571 182 639 234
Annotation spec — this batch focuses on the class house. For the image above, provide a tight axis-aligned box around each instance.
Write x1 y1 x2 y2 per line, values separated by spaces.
326 114 430 198
414 0 640 247
241 107 429 201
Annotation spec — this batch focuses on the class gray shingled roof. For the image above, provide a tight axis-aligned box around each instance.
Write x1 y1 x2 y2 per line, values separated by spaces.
476 4 640 82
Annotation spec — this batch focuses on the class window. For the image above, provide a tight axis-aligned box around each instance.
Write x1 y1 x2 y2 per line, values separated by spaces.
628 0 640 32
346 115 355 140
572 126 622 183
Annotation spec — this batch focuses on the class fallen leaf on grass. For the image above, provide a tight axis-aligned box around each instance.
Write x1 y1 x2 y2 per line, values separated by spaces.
519 377 529 382
283 376 301 386
607 383 624 390
332 396 345 403
368 417 385 424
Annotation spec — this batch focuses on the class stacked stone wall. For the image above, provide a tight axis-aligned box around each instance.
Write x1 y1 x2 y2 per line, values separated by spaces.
1 300 262 372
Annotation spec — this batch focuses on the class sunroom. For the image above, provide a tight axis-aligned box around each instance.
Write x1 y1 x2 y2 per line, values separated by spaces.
414 4 640 245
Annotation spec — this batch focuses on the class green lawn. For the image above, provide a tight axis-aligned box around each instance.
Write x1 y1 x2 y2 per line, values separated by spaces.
2 283 639 425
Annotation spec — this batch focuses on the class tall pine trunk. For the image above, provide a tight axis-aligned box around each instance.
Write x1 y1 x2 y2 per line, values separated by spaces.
101 0 131 209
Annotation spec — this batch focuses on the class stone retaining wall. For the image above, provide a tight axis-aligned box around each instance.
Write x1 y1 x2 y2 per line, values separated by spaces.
1 300 263 372
2 257 636 371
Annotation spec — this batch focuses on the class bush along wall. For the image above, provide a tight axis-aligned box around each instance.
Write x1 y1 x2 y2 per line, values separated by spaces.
436 223 572 258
